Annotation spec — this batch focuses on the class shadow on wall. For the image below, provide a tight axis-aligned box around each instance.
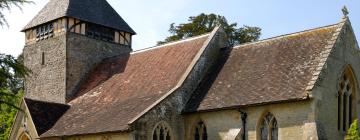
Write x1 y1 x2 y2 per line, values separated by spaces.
68 52 131 101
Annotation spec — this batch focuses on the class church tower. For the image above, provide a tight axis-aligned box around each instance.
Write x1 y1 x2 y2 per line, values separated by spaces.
22 0 135 103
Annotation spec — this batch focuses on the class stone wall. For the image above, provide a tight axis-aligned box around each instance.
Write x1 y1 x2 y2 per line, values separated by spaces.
184 110 243 140
311 20 360 140
65 33 131 101
184 101 313 140
24 33 67 103
132 28 227 140
23 32 131 103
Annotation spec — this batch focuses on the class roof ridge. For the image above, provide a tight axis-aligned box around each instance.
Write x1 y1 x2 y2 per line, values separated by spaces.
234 23 339 49
131 33 211 54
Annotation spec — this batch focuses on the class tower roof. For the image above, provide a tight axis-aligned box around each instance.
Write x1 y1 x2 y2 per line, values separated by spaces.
22 0 136 34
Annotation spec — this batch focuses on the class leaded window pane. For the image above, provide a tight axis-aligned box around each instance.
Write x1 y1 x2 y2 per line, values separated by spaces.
194 127 200 140
159 128 164 140
153 132 157 140
260 118 268 140
271 119 278 140
349 95 352 127
202 125 207 140
260 124 268 140
343 91 347 131
166 131 171 140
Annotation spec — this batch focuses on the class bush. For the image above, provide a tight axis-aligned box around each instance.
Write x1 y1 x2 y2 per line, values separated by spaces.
346 119 360 140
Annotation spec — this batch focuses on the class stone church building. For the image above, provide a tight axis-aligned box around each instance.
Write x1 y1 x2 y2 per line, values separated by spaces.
9 0 360 140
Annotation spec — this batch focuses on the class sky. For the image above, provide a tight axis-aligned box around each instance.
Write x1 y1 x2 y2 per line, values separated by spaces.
0 0 359 56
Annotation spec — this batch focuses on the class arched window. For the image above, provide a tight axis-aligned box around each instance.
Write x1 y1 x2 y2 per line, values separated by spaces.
194 121 207 140
338 66 356 132
259 112 278 140
153 122 173 140
18 133 30 140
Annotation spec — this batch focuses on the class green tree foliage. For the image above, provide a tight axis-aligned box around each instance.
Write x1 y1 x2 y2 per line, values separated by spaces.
0 0 31 106
0 1 31 139
346 119 360 140
0 0 33 26
0 90 23 140
158 13 261 46
0 54 28 139
0 54 28 108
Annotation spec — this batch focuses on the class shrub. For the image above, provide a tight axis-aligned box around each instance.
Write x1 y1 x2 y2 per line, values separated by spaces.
346 119 360 140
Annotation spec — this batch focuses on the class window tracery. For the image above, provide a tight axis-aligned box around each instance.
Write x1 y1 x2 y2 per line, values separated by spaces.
259 112 278 140
153 122 173 140
338 67 356 132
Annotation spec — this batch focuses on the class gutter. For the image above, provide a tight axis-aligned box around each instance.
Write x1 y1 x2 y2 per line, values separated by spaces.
183 97 310 115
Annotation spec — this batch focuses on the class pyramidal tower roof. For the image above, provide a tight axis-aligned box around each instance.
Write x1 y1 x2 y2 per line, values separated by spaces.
22 0 136 34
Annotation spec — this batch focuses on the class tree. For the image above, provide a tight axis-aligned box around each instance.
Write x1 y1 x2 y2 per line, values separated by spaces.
0 0 32 26
158 13 261 46
0 50 28 140
0 54 28 109
0 1 31 139
0 0 31 107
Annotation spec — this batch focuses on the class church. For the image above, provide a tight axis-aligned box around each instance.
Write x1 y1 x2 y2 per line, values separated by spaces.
9 0 360 140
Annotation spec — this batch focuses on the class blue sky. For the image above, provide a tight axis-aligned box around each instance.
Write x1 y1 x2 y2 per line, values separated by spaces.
0 0 359 56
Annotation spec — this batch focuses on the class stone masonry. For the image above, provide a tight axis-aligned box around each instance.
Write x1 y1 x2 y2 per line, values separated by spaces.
24 32 131 104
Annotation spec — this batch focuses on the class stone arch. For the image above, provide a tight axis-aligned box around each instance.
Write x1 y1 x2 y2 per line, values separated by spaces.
192 120 207 140
17 132 30 140
188 118 204 134
337 65 357 132
337 65 359 93
256 111 278 140
152 121 174 140
256 110 271 132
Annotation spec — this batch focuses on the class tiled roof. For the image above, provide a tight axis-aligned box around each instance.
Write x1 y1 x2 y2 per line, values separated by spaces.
40 34 210 137
22 0 135 34
24 98 69 135
185 24 340 113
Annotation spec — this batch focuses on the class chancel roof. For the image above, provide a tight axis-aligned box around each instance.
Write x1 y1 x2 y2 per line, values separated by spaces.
185 24 341 113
